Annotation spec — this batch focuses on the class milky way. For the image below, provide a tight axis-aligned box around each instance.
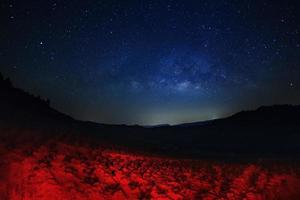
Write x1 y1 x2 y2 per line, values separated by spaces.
0 0 300 125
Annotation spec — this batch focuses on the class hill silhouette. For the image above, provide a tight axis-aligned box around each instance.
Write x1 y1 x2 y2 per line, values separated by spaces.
1 72 300 158
0 73 73 128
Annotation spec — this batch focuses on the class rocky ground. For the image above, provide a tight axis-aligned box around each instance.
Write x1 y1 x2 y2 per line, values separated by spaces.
1 129 300 200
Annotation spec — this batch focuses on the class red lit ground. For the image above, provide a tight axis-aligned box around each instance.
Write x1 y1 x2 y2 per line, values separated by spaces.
1 138 300 200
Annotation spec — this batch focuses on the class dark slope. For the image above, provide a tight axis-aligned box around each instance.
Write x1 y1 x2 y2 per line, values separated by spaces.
1 73 300 158
0 75 74 128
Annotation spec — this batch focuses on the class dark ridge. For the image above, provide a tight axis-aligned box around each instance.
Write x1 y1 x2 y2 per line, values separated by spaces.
0 72 74 128
1 72 300 159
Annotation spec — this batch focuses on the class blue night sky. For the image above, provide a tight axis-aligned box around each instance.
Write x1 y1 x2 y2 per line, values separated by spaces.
0 0 300 125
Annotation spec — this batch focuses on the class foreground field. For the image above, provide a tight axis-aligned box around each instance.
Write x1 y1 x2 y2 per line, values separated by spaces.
1 136 300 200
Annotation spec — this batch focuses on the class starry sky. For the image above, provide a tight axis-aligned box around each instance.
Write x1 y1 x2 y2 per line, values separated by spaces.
0 0 300 125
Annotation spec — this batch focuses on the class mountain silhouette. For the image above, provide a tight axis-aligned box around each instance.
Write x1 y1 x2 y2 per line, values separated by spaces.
0 73 73 128
1 72 300 158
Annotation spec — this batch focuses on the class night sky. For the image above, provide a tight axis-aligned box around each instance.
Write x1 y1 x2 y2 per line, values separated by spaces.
0 0 300 125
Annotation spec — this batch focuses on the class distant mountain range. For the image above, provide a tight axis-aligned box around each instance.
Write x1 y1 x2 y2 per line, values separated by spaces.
1 73 300 158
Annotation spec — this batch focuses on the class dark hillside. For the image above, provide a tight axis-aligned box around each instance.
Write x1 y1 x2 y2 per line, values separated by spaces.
1 73 300 158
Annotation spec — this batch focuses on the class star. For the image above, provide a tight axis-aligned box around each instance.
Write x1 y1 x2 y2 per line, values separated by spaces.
0 0 300 125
